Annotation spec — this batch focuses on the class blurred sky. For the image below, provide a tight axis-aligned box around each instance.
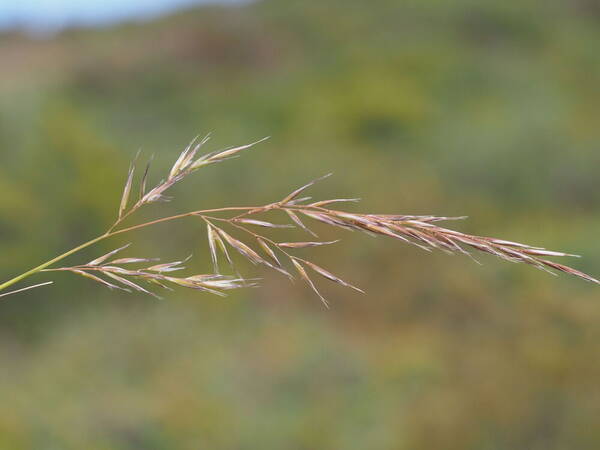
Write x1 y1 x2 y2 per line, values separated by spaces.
0 0 247 32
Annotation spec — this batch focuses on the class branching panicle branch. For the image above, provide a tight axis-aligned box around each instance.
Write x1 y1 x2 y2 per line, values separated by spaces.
0 136 597 304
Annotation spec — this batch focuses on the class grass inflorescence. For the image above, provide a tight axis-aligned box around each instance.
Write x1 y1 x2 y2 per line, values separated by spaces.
0 136 597 306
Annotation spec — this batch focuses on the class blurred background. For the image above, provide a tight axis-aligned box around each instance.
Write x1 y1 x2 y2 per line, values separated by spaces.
1 0 599 448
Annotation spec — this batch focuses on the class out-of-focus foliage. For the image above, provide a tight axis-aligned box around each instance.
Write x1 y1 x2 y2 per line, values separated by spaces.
0 0 599 447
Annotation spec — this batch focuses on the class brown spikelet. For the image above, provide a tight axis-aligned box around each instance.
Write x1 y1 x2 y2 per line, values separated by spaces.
302 260 364 293
286 210 317 237
281 173 332 205
139 156 153 201
255 238 294 279
277 240 339 249
218 229 266 266
234 219 294 229
291 258 329 308
104 272 160 298
213 227 234 269
110 257 159 265
310 198 361 207
193 137 269 168
257 238 282 268
72 270 126 291
88 244 131 266
146 261 186 273
206 222 220 273
119 163 135 219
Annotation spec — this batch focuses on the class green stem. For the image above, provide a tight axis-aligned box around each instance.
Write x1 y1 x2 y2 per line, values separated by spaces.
0 234 109 293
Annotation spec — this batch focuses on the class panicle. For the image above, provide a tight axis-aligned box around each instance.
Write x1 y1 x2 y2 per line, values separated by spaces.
35 136 596 308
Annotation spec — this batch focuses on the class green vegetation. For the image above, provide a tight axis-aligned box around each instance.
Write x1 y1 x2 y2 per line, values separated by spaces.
0 0 599 447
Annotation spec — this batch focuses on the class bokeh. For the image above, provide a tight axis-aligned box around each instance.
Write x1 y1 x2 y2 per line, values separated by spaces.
1 0 599 448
